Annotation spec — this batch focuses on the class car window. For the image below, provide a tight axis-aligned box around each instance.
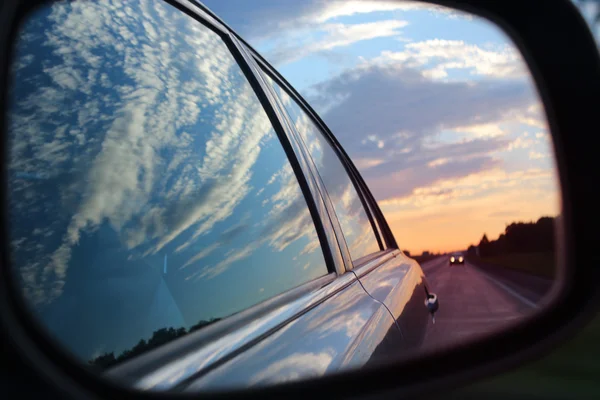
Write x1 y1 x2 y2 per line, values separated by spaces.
6 0 328 368
262 72 381 262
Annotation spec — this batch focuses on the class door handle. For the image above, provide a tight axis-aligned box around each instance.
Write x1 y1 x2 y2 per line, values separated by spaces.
425 293 439 323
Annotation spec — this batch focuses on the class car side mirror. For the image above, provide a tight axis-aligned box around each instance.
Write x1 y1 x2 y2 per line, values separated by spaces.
1 0 600 399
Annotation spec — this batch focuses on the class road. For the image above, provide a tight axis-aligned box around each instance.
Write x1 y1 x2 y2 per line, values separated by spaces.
419 256 552 352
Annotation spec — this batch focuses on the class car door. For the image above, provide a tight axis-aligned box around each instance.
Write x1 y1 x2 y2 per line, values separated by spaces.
4 0 406 391
251 46 434 356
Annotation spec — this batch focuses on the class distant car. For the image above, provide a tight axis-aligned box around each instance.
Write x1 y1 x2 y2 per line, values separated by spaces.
449 253 465 266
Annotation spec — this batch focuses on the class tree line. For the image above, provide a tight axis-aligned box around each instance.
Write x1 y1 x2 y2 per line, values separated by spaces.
89 318 220 369
469 216 556 258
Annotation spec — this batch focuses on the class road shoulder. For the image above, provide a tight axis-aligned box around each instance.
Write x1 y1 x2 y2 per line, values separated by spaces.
467 256 553 305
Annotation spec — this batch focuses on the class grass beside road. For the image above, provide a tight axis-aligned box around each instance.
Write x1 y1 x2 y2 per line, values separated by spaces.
453 315 600 399
470 252 556 279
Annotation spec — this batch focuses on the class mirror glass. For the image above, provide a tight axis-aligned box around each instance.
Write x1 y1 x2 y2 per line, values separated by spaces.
6 0 560 392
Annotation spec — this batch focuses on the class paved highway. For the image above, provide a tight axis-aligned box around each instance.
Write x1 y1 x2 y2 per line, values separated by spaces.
419 256 552 353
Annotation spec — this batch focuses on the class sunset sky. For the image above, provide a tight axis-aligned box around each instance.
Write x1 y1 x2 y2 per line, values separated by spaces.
202 0 561 254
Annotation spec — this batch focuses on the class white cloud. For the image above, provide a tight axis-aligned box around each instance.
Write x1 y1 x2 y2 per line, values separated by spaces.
313 0 431 23
180 242 221 269
505 103 548 130
362 134 386 148
529 151 548 160
451 123 506 139
299 238 321 256
193 242 256 281
203 0 461 43
347 222 381 256
270 20 408 65
320 20 408 46
44 65 86 91
266 163 293 186
315 312 368 340
372 39 526 79
508 136 535 150
13 54 35 70
261 168 319 254
249 350 335 385
354 158 385 170
428 158 450 168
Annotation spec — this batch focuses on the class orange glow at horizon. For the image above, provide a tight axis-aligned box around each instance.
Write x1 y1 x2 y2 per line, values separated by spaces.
376 167 561 255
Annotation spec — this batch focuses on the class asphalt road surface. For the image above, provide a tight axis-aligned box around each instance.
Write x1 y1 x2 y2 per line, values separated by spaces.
420 256 553 352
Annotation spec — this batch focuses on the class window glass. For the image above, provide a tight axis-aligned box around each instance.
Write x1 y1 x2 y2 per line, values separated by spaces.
263 73 381 261
7 0 328 368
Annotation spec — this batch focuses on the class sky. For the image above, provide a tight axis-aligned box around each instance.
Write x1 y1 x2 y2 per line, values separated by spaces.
202 0 562 255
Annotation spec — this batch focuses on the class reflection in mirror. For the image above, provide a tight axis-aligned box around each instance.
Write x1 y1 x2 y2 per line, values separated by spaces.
8 0 328 369
6 0 560 393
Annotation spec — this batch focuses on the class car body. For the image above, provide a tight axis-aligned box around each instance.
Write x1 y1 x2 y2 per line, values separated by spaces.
2 0 437 392
449 253 465 266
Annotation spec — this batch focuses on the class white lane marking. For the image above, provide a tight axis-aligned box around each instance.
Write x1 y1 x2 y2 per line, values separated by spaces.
470 263 539 309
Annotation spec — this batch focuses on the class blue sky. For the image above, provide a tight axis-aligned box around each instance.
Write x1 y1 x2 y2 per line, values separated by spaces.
202 0 561 254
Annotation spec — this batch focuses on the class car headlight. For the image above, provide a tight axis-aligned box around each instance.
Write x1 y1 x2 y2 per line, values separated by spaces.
459 256 463 262
450 257 455 262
